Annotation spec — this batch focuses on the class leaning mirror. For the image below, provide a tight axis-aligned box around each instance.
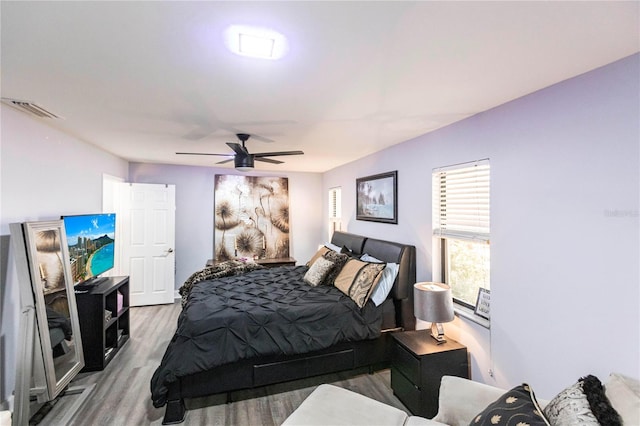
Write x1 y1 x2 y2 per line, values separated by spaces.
10 220 84 416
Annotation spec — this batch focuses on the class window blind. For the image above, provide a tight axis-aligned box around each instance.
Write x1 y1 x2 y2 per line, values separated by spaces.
329 187 341 219
433 160 490 242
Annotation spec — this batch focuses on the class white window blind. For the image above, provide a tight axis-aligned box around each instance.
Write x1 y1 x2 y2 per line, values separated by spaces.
433 160 490 242
329 187 341 219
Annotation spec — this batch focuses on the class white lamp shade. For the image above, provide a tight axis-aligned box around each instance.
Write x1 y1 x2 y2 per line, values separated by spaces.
414 282 455 323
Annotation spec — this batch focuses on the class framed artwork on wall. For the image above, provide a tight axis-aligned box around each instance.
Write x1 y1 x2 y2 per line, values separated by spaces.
213 175 291 261
356 171 398 224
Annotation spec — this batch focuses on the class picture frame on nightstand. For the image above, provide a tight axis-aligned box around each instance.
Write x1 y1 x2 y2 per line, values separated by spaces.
475 288 491 320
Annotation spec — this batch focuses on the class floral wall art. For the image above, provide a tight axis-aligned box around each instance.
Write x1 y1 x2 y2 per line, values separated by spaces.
214 175 290 261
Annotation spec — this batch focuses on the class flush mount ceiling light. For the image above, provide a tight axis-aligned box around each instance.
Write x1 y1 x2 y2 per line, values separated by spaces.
224 25 288 59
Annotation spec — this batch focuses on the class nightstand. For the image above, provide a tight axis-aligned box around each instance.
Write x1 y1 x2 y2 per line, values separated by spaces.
255 257 297 268
391 329 469 418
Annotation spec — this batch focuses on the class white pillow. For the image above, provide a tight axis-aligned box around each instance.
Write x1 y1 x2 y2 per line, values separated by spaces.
605 373 640 426
359 253 381 263
360 254 400 306
325 242 342 252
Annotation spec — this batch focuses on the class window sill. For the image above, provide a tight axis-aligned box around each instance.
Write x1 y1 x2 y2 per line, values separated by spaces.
454 304 490 329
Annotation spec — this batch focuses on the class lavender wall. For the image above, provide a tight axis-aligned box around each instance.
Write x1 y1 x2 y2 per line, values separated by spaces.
128 163 323 289
323 53 639 397
0 105 129 409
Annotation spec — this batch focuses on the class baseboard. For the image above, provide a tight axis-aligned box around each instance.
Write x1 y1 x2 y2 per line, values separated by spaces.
174 290 181 303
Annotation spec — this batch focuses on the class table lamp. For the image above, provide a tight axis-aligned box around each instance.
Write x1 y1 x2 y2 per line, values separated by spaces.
414 282 455 344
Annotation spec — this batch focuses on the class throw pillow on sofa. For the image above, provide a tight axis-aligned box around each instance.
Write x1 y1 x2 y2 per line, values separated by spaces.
543 375 621 426
470 383 549 426
605 373 640 426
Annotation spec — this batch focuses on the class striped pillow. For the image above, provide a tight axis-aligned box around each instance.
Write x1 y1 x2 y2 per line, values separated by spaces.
334 259 385 308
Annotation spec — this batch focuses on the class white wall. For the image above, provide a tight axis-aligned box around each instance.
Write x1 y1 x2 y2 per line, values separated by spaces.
0 105 129 409
323 54 640 397
128 163 323 289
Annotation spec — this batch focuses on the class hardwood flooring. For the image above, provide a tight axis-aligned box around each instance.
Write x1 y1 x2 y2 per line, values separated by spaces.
37 302 409 425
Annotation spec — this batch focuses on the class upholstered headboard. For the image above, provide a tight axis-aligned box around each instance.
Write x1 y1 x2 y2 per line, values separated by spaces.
331 231 416 331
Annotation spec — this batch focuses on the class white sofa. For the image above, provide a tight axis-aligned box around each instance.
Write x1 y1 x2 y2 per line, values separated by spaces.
282 374 639 426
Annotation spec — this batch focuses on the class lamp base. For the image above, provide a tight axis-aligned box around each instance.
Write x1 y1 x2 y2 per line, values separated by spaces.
430 322 447 344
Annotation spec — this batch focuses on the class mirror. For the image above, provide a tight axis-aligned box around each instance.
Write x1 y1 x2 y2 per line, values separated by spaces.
10 220 85 423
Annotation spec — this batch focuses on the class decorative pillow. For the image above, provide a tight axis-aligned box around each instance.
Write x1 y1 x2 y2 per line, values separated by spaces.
303 257 336 287
359 253 382 263
543 375 621 426
325 242 342 252
333 259 385 308
358 254 400 306
322 250 349 286
605 373 640 426
470 384 550 426
306 246 330 267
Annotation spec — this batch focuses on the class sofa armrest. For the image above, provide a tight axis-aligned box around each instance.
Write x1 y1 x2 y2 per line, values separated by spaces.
431 376 507 426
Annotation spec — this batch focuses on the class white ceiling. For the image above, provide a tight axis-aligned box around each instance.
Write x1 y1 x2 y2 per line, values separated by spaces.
2 1 638 173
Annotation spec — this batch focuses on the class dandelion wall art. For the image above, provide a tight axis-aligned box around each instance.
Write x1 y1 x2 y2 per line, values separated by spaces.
214 175 290 261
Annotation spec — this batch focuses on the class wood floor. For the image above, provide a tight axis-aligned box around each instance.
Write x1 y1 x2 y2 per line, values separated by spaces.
39 302 410 425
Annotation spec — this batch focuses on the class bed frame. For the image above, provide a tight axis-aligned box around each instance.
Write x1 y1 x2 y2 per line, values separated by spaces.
161 231 416 424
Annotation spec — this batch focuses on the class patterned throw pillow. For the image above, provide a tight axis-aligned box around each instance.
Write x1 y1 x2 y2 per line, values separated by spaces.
333 259 385 308
470 384 550 426
306 246 330 267
544 375 622 426
303 257 335 287
322 250 349 286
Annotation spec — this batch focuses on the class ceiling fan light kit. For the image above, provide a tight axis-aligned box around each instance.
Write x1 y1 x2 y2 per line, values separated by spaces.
176 133 303 171
234 155 254 171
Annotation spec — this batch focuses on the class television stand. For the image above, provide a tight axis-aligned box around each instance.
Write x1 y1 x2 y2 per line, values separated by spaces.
75 276 108 290
75 276 130 371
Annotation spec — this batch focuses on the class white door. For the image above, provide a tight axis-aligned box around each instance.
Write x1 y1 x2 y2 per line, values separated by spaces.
120 183 176 306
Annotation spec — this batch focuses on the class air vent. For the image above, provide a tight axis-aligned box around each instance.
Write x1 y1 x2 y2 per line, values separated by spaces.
1 98 61 119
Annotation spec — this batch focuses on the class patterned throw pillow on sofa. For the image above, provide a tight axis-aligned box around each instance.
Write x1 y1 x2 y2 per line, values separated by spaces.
470 384 550 426
543 375 621 426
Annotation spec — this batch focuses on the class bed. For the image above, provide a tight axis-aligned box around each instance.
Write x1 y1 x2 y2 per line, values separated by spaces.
152 231 416 424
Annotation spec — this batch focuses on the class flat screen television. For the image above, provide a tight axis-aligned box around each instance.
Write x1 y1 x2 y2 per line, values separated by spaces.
62 213 116 286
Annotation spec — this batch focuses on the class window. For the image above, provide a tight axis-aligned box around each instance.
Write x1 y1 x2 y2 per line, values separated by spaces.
433 160 490 312
328 187 342 237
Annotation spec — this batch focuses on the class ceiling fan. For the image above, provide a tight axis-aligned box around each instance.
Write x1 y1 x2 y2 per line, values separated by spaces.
176 133 304 171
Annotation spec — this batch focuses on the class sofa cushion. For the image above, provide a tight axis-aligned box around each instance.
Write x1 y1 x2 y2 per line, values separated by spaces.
543 375 621 426
432 376 512 426
281 384 409 426
605 373 639 426
469 384 549 426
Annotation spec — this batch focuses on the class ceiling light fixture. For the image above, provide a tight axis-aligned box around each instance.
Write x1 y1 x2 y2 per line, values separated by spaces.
239 33 275 58
224 25 288 60
234 155 254 172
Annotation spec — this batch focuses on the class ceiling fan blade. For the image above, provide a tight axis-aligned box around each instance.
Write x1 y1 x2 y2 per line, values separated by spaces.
253 150 304 158
248 134 275 143
227 142 249 156
216 158 234 164
255 157 284 164
176 152 231 157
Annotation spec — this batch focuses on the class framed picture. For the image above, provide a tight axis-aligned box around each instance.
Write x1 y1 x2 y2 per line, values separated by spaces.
475 288 491 320
213 175 291 261
356 171 398 224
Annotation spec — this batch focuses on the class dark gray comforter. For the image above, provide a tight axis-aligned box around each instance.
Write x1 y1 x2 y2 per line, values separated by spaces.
150 265 383 407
